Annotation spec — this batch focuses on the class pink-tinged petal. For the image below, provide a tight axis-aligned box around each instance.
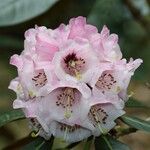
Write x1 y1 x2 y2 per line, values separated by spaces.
107 34 118 45
85 24 98 34
68 16 98 41
102 42 122 62
8 77 22 95
24 26 59 62
49 121 91 143
10 54 23 70
53 24 70 46
100 25 110 39
13 99 25 109
96 25 122 62
13 99 37 118
68 16 86 39
35 32 59 61
127 58 143 73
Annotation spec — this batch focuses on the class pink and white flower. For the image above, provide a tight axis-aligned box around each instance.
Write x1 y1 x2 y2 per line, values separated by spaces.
9 16 143 142
82 98 125 136
90 58 143 104
52 40 99 82
10 54 57 99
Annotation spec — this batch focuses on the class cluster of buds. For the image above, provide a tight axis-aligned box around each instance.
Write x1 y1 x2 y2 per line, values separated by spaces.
9 16 142 143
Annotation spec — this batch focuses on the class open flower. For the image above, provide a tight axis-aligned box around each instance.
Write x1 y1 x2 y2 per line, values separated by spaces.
10 54 57 99
53 40 99 82
81 96 125 136
90 58 143 104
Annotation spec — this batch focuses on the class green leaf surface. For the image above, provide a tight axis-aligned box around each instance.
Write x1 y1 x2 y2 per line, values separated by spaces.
87 0 126 32
0 0 59 26
94 135 130 150
56 141 81 150
0 109 25 128
22 137 44 150
121 116 150 132
22 136 54 150
125 99 148 108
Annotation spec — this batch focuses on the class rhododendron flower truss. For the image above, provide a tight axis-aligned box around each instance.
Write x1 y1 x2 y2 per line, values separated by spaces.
9 16 143 144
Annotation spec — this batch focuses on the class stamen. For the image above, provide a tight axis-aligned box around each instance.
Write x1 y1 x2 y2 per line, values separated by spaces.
59 123 80 133
88 105 108 132
63 52 85 79
56 88 79 119
96 72 117 92
32 71 47 87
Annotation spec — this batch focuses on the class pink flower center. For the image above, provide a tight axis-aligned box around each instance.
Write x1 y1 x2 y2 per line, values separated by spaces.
88 104 108 127
56 87 80 119
96 72 116 93
32 71 47 87
63 52 85 77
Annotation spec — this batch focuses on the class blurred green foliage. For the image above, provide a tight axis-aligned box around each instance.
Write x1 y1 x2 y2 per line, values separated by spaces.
0 0 150 149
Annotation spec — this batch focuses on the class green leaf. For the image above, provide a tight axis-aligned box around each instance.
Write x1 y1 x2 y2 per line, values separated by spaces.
125 99 148 108
0 0 59 26
0 109 25 128
22 137 44 150
87 0 126 32
95 135 130 150
22 136 54 150
56 141 81 150
121 116 150 132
